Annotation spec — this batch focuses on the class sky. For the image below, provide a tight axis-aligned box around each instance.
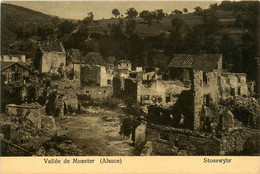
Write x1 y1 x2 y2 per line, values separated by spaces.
3 1 221 20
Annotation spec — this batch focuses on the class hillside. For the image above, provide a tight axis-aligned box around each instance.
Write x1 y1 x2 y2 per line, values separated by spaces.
1 3 53 23
88 10 243 36
1 3 54 51
0 3 248 49
89 14 203 38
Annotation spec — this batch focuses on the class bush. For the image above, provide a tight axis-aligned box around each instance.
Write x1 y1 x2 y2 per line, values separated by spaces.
102 97 123 109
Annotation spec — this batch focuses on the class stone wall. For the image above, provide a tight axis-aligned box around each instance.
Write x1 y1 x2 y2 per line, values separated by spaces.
116 61 131 71
191 70 204 130
146 124 260 155
146 124 221 155
5 103 43 129
100 66 107 86
41 52 66 73
73 64 81 80
50 79 80 90
113 77 124 98
120 78 186 105
80 65 108 87
124 78 138 101
83 86 113 100
220 72 249 98
203 70 221 104
220 128 260 155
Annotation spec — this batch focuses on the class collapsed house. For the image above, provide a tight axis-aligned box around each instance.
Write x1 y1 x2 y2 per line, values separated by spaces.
114 54 255 128
66 50 114 87
113 64 187 105
66 49 83 80
80 65 107 86
4 103 56 134
38 40 66 73
113 54 259 155
168 54 254 130
114 59 132 78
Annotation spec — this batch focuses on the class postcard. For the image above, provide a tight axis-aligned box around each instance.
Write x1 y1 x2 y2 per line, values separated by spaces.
1 0 260 173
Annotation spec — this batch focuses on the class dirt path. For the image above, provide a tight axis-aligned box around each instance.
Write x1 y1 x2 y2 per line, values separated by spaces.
55 109 135 156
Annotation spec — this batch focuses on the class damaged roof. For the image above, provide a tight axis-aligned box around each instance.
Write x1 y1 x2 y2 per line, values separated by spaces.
85 52 105 66
168 54 222 72
67 49 84 64
39 41 65 53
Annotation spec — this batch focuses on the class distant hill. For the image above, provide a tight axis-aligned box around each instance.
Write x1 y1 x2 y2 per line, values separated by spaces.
1 3 53 23
89 14 203 38
1 3 247 47
1 3 54 51
88 10 245 45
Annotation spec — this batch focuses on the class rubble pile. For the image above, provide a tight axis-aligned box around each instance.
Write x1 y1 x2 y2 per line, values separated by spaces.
1 102 83 156
86 106 106 114
36 135 83 156
1 110 49 155
220 97 260 128
50 79 80 90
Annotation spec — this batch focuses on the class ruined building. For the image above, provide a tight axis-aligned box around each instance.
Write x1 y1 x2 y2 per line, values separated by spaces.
115 59 132 71
113 64 187 105
127 54 259 156
1 62 30 84
38 41 66 73
80 65 107 87
114 54 256 130
114 60 132 78
105 56 116 86
66 49 83 80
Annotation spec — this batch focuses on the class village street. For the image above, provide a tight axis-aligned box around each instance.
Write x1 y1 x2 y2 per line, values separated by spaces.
55 108 135 156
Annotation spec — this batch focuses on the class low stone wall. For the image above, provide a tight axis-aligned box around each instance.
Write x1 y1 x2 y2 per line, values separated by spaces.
83 86 112 100
50 79 80 90
146 124 220 155
220 128 260 155
5 103 57 136
146 124 260 156
5 103 43 129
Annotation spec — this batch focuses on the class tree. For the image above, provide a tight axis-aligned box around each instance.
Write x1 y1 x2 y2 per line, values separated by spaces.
139 10 153 25
125 7 138 20
172 18 183 32
154 9 165 23
165 18 184 54
58 20 75 36
125 20 137 35
112 9 120 18
82 12 94 27
183 25 205 54
219 1 233 11
194 6 203 15
51 16 59 28
111 23 124 39
219 34 240 71
209 3 218 13
172 9 183 15
183 8 188 13
201 12 220 35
